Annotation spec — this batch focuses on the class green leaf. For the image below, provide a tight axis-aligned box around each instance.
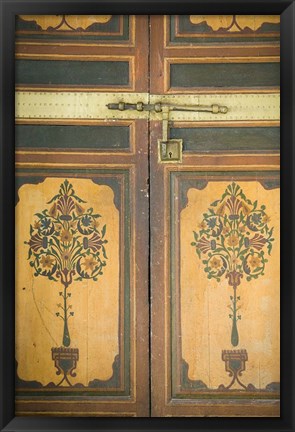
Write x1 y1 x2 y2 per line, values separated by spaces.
210 200 219 207
27 248 32 260
221 192 228 201
191 242 196 246
253 266 263 273
47 194 60 204
72 194 87 203
239 249 248 256
101 224 106 238
101 245 108 260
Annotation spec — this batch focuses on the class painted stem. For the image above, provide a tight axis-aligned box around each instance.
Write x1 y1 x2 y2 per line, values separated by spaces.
62 285 70 347
231 285 239 347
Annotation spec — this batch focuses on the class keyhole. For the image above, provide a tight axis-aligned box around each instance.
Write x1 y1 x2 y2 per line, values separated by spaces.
169 151 172 158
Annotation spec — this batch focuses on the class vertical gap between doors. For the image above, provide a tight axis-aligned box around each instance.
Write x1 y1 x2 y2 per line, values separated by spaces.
147 14 152 418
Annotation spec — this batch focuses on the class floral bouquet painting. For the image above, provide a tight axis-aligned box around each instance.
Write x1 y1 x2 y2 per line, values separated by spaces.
191 182 274 389
25 179 108 386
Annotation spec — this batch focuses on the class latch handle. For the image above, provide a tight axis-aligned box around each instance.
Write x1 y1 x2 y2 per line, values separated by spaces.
170 103 228 114
106 102 162 112
107 101 228 114
107 100 229 163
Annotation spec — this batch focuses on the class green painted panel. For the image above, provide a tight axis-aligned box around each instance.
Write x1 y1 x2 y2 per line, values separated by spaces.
170 63 279 88
16 60 129 86
15 125 130 150
170 127 280 152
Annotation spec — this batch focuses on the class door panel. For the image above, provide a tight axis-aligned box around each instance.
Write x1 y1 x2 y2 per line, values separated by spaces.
172 173 279 390
15 14 280 418
150 15 280 416
16 14 147 92
169 15 280 44
15 15 150 417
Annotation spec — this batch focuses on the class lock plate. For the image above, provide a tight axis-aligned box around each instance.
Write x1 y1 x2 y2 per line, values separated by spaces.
158 139 183 163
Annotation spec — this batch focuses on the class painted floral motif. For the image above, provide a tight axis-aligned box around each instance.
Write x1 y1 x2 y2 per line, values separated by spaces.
25 179 108 348
18 15 112 31
191 183 274 347
189 15 280 32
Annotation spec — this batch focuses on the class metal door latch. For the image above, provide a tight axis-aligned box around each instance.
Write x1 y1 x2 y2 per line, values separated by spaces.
107 101 228 163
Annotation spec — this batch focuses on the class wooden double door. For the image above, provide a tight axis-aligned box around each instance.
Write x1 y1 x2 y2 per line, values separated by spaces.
15 15 280 417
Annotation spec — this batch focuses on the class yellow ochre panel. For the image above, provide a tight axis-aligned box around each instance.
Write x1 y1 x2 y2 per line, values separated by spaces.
15 178 119 386
181 181 279 390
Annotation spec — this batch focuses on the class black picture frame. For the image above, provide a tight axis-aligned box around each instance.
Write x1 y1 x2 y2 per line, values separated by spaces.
0 1 294 431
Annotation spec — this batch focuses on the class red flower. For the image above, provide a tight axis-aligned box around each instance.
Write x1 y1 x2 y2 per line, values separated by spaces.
196 237 211 254
57 195 75 221
249 234 267 251
226 195 243 219
49 202 57 218
226 270 243 287
28 233 44 252
87 232 103 252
